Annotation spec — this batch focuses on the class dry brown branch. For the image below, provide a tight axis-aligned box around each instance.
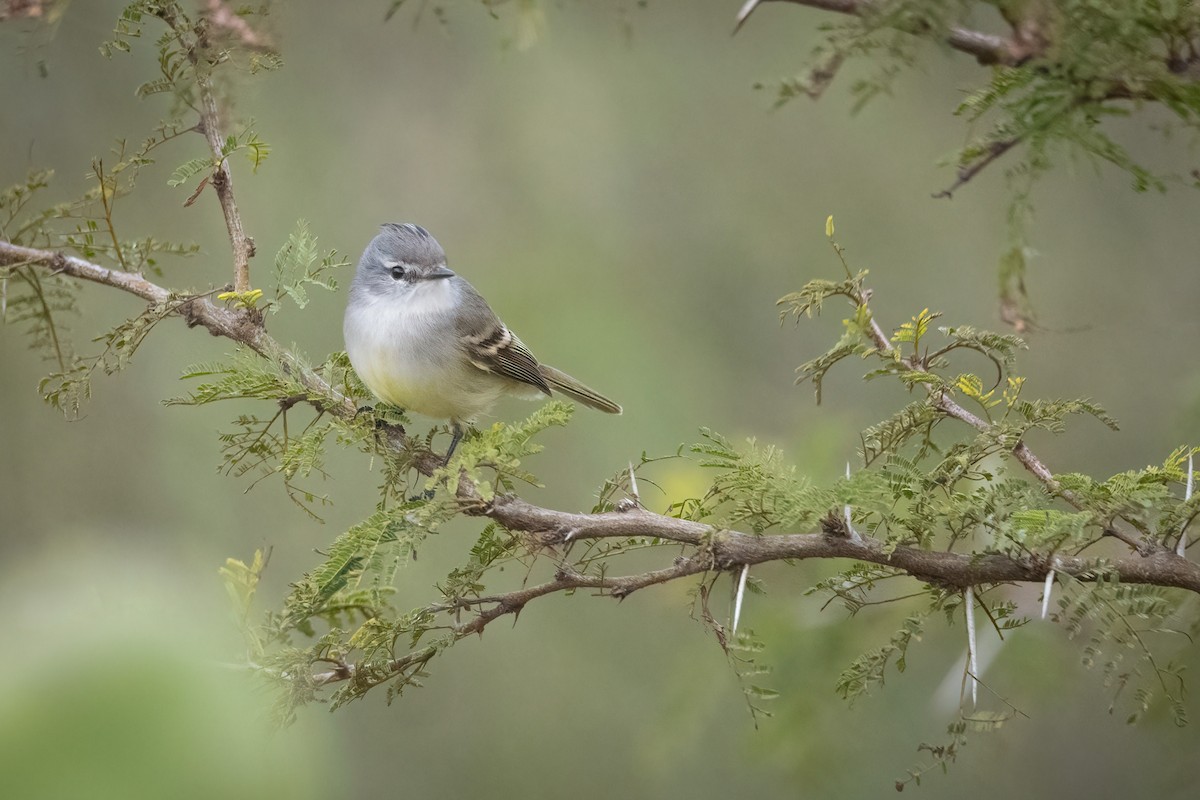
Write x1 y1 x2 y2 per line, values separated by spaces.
481 497 1196 590
304 494 1200 689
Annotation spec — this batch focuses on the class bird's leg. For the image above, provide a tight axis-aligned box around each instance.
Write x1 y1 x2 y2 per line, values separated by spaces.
408 423 464 501
444 421 464 465
407 423 466 502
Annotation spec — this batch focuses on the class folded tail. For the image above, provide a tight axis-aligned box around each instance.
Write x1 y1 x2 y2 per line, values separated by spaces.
539 364 622 414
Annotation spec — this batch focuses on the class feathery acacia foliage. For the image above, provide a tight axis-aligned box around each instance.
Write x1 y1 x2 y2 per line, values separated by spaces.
3 2 1200 792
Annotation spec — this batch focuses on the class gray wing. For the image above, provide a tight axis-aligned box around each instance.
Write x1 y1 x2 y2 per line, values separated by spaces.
455 281 552 396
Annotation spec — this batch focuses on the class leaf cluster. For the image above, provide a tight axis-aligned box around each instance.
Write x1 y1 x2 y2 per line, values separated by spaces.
272 219 349 311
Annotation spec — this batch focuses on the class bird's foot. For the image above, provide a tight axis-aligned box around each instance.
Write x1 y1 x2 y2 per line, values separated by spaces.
442 422 465 466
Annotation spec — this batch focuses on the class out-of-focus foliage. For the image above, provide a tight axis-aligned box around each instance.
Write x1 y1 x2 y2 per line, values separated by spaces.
760 0 1200 324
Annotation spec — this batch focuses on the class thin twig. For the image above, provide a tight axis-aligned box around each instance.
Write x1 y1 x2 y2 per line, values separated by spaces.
932 137 1020 199
157 7 256 293
848 280 1160 556
93 159 130 272
734 0 1027 66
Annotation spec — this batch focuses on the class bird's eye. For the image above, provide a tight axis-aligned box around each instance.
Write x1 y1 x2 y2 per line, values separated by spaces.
390 265 406 280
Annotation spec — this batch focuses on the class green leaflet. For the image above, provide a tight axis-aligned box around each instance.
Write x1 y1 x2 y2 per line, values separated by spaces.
272 219 349 312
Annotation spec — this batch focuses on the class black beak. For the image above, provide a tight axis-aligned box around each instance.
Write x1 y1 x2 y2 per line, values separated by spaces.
426 265 455 280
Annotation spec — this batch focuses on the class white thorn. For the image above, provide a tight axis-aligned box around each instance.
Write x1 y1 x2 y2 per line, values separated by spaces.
1179 453 1193 557
733 0 764 33
628 461 640 504
732 564 750 634
1041 570 1055 620
965 586 978 707
843 461 863 543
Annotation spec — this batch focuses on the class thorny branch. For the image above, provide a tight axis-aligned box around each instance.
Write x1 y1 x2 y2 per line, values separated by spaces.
4 238 1198 693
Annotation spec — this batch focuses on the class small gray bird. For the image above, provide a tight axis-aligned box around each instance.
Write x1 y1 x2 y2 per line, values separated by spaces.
344 223 621 459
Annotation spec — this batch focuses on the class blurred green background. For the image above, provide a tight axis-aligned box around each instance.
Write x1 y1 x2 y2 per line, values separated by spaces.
3 1 1200 797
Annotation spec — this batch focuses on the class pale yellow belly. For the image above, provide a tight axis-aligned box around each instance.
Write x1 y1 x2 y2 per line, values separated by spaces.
356 352 507 422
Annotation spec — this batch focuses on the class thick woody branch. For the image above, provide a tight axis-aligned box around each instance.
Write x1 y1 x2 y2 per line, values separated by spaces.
311 492 1200 689
204 0 272 50
482 496 1200 593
